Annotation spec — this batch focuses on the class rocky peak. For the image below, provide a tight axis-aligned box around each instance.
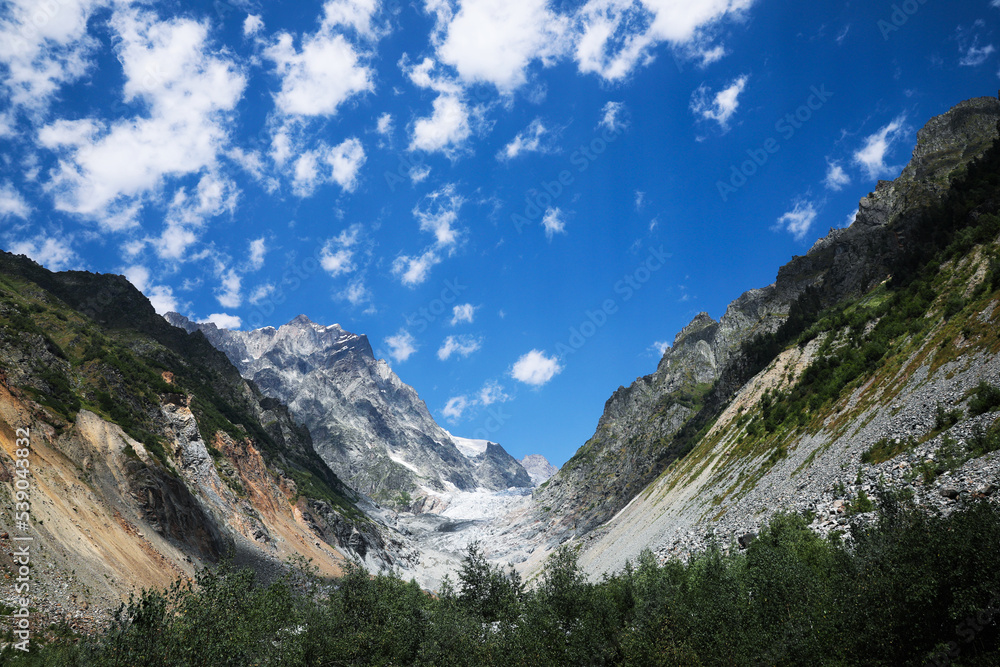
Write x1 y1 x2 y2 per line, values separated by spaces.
168 314 531 503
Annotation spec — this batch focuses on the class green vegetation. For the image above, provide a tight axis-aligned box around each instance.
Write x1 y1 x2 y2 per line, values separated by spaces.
861 436 917 465
6 499 1000 666
968 381 1000 417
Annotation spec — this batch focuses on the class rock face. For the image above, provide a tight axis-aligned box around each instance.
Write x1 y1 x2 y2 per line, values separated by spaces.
165 314 531 504
0 253 409 619
521 455 558 486
530 96 1000 544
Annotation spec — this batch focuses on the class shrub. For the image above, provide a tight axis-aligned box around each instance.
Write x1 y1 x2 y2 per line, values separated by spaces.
969 381 1000 416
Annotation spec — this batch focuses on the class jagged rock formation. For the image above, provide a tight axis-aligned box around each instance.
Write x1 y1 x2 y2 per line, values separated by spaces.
0 254 407 618
528 96 1000 547
165 314 532 504
521 455 558 486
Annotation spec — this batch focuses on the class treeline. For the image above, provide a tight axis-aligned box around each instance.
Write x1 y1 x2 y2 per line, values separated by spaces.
5 496 999 666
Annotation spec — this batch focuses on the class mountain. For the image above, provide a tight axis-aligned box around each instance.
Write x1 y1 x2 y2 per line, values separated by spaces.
520 454 558 486
0 254 406 620
164 314 532 506
513 96 1000 574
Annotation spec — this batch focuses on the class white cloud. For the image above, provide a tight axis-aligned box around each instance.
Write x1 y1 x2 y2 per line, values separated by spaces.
499 118 554 161
574 0 755 81
243 14 264 37
0 0 109 111
774 199 818 241
376 113 394 136
478 379 509 405
153 174 239 261
414 185 464 249
341 279 372 307
201 313 242 330
248 238 267 271
428 0 571 92
264 25 373 118
122 264 178 314
392 251 441 287
853 115 907 180
599 101 628 132
438 335 482 360
844 210 859 228
442 395 470 421
824 161 851 191
690 75 748 130
322 0 380 38
42 8 246 226
959 41 996 67
249 283 275 305
9 234 78 271
409 94 472 154
451 303 477 325
216 269 242 309
0 182 31 219
386 329 417 362
321 225 361 276
291 138 366 196
511 349 562 387
635 190 646 211
542 207 567 240
651 340 671 356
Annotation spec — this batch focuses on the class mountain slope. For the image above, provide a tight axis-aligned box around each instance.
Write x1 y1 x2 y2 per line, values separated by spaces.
165 314 532 505
524 96 1000 563
0 255 406 620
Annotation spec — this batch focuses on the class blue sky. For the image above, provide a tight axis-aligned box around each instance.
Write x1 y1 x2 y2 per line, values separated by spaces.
1 0 998 467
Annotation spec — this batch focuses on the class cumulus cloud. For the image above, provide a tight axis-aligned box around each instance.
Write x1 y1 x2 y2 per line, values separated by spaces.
376 113 394 136
122 264 179 314
438 335 482 360
0 182 31 219
511 349 562 387
853 115 907 180
690 75 748 130
9 234 78 271
442 395 471 421
321 225 361 277
774 199 818 241
340 279 372 307
291 137 366 196
427 0 571 92
216 269 242 309
249 283 275 305
651 340 671 356
542 207 567 240
499 118 556 161
248 238 267 271
264 21 373 117
0 0 109 111
392 251 441 287
409 94 473 154
574 0 754 81
385 329 417 362
414 185 464 249
201 313 242 329
599 101 628 132
451 303 477 325
478 379 510 405
824 161 851 191
42 8 246 226
243 14 264 37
